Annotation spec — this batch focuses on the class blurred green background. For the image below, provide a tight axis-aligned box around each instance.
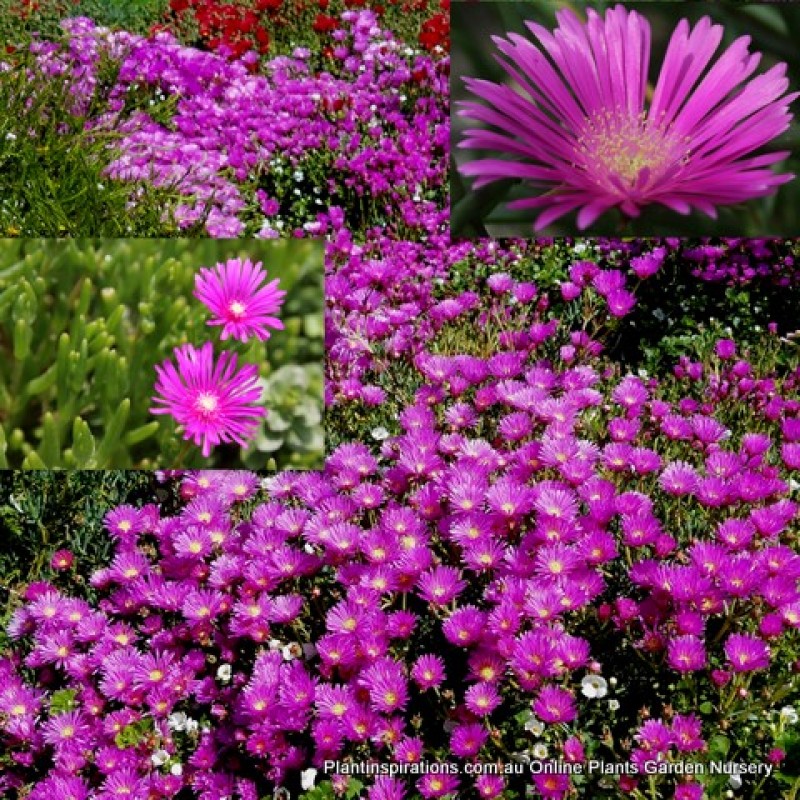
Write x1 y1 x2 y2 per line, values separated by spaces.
452 1 800 237
0 239 323 470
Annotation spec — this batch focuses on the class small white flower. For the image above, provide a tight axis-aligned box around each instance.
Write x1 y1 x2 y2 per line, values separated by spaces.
268 639 283 651
168 712 188 732
523 713 545 736
282 643 303 661
371 426 390 441
532 743 548 759
728 771 742 790
151 749 169 767
608 677 618 687
184 718 199 734
301 768 318 790
608 700 620 712
512 749 532 764
170 763 184 777
780 706 799 725
216 664 232 683
581 675 608 699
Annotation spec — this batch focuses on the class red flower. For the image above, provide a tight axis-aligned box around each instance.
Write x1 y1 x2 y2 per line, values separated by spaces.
313 13 338 33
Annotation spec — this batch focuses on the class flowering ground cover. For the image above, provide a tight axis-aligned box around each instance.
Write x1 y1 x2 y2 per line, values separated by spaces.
0 6 448 238
452 1 800 237
0 0 448 58
0 239 323 470
2 238 800 798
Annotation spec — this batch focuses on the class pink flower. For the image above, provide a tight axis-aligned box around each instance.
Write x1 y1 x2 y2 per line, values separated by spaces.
151 342 266 457
194 258 286 342
724 633 771 672
533 685 577 723
667 636 707 673
50 550 75 571
459 5 796 230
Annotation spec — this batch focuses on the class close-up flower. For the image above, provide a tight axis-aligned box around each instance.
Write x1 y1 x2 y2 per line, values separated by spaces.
151 342 266 457
194 258 286 342
454 2 799 235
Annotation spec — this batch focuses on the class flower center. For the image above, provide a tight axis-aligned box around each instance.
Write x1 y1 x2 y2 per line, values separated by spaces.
194 391 220 419
228 300 247 319
577 110 685 191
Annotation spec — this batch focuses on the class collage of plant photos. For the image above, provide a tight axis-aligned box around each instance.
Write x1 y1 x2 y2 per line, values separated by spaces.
1 2 800 800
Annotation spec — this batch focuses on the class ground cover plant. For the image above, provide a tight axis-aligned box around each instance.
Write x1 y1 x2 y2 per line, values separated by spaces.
0 0 448 57
0 239 323 470
452 1 800 237
1 239 800 799
0 4 448 238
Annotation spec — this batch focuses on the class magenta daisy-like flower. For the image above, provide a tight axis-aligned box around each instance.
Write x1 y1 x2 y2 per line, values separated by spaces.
194 258 286 342
458 5 797 230
724 632 771 672
151 342 266 457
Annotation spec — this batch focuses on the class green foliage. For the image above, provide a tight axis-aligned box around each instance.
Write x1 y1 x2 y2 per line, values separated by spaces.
115 716 155 749
246 364 324 470
0 0 170 44
299 779 363 800
49 688 79 715
0 52 188 238
0 239 323 469
0 471 161 648
299 782 336 800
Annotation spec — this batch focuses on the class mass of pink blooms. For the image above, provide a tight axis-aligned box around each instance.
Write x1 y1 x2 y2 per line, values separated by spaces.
19 9 447 238
2 232 799 799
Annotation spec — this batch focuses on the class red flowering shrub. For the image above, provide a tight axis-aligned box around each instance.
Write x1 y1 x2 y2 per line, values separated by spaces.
162 0 449 59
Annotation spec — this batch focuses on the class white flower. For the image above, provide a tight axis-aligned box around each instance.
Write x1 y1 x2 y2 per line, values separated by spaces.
512 749 532 764
151 749 169 767
168 712 188 732
282 643 303 661
268 639 283 651
523 713 545 736
170 763 184 776
184 718 199 734
608 677 618 687
608 700 620 712
581 675 608 699
371 426 390 441
216 664 232 683
780 706 799 725
728 771 742 790
301 768 318 790
532 743 549 759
